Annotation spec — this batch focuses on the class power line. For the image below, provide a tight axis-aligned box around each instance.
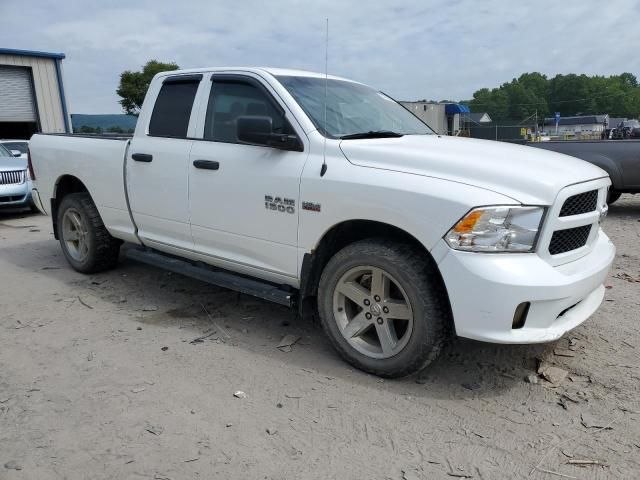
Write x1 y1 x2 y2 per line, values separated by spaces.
466 90 634 107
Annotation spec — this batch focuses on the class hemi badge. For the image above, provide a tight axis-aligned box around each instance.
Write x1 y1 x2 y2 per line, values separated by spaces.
302 201 321 212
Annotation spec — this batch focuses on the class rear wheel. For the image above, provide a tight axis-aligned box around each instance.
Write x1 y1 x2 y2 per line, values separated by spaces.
57 193 121 273
317 239 451 378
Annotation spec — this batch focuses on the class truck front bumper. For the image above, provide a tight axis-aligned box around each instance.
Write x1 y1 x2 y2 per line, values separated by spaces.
436 228 615 344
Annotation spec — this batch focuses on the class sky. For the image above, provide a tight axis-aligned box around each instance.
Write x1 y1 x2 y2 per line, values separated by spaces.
1 0 639 114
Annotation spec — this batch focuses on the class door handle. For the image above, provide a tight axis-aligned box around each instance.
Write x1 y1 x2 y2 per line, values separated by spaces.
132 153 153 162
193 160 220 170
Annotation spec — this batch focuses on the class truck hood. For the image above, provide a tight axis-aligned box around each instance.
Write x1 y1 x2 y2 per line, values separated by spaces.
0 156 27 171
339 135 609 205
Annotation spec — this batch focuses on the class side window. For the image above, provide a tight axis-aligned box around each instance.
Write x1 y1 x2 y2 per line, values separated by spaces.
204 80 294 143
148 79 200 138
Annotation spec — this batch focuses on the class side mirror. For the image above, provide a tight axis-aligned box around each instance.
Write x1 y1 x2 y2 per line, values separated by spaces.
11 150 21 157
237 116 273 144
236 116 303 152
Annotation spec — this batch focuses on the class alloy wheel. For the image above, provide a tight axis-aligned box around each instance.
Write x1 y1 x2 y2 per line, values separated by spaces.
332 266 414 359
62 208 89 262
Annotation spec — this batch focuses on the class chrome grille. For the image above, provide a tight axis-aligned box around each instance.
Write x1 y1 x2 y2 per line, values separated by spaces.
0 170 26 185
549 225 592 255
559 190 598 217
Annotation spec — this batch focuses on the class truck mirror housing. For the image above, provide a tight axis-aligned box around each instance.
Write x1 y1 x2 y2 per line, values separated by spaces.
237 116 273 144
237 116 303 152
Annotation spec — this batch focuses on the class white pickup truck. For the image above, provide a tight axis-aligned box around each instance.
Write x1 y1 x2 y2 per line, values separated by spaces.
29 67 615 377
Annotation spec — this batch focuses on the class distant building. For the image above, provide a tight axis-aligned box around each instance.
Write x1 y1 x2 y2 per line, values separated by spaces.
461 112 492 126
400 101 470 135
0 48 71 139
543 114 608 136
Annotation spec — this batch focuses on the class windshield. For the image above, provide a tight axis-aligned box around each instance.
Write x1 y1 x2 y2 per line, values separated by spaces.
2 142 28 154
276 76 433 138
0 144 12 157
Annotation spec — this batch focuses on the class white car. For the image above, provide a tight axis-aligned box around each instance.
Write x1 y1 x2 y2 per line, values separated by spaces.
0 143 35 211
0 139 29 159
28 67 615 377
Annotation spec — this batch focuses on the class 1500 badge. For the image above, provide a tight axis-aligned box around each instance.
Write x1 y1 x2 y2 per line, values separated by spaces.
265 195 295 214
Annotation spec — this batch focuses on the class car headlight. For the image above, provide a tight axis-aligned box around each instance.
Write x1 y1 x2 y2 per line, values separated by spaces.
445 206 545 252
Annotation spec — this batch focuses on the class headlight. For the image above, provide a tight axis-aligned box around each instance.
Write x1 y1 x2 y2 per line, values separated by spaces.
445 206 545 252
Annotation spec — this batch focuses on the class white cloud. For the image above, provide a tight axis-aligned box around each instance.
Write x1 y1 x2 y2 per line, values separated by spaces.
1 0 639 112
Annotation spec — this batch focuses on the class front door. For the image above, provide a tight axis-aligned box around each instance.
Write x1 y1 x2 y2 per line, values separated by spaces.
188 75 307 282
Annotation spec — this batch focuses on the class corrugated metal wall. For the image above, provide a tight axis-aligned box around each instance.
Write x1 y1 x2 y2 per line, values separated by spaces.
0 54 68 133
400 102 447 135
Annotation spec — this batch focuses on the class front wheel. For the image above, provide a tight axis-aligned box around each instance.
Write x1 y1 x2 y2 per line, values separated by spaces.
57 193 121 273
317 239 451 378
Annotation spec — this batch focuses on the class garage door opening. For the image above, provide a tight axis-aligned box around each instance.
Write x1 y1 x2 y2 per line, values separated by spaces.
0 122 38 139
0 65 39 139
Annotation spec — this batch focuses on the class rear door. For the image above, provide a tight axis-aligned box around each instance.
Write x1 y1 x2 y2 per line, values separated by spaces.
187 74 308 282
127 74 202 252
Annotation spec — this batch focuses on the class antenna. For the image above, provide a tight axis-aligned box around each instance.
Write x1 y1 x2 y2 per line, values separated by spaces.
320 18 328 177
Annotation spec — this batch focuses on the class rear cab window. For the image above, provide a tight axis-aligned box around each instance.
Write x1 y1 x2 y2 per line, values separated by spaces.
148 75 202 138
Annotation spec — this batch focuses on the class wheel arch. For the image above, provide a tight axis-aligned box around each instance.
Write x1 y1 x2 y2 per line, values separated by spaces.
298 219 450 321
51 174 91 239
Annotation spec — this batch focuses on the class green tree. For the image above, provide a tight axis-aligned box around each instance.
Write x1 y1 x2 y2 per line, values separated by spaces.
116 60 179 115
465 72 640 121
504 82 544 119
548 74 596 116
468 87 509 120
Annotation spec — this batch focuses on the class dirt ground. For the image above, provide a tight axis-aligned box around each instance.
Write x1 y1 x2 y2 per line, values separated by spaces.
1 196 639 480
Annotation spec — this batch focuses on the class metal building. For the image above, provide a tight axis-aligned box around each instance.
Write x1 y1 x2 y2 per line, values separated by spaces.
400 101 470 136
0 48 71 139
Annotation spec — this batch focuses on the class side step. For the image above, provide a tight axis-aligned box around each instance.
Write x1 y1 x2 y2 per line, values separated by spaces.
125 247 295 307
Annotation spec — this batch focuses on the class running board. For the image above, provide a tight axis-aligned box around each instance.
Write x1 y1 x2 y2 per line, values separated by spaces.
125 247 295 307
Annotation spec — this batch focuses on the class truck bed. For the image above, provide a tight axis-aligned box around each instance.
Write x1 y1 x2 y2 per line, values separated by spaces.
29 133 138 243
37 133 133 140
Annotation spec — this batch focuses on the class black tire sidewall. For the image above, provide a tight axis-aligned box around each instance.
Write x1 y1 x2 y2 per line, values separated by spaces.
318 240 448 377
57 194 100 273
607 191 621 204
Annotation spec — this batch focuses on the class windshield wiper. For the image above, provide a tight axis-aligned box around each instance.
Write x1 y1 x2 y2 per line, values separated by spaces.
339 130 404 140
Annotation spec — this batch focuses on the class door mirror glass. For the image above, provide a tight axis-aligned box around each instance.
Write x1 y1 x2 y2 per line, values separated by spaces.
11 150 21 157
237 116 303 151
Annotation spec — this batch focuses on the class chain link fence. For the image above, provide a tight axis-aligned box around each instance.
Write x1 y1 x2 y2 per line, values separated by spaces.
460 124 606 143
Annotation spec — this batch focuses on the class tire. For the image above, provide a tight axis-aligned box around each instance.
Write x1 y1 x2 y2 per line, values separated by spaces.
607 190 622 205
317 239 451 378
29 202 40 214
57 193 121 273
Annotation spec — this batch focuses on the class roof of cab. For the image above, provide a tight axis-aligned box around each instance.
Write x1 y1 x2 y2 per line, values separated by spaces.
155 67 357 83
